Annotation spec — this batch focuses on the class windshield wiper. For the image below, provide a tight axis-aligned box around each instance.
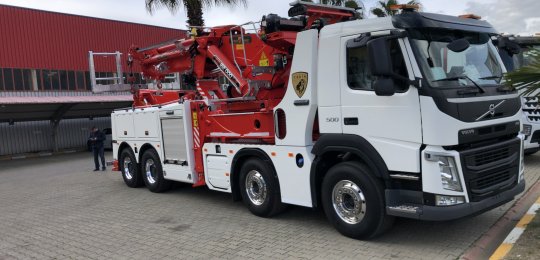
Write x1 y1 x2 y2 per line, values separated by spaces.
479 75 503 81
432 75 485 93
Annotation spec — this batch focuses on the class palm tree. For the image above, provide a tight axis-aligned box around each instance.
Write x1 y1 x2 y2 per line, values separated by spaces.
371 0 421 17
505 51 540 97
145 0 247 27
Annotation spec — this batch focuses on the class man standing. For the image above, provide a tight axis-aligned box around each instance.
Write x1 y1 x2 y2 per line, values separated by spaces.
89 126 106 171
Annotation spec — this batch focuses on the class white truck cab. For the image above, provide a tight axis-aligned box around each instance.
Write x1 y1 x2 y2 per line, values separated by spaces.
497 35 540 155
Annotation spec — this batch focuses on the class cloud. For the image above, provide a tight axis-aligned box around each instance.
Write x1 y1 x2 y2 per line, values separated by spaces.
466 0 540 35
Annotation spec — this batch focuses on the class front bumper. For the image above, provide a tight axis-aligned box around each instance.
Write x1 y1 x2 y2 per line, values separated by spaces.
386 180 525 221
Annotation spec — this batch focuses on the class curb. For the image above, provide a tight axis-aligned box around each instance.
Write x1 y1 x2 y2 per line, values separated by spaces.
489 195 540 260
461 180 540 260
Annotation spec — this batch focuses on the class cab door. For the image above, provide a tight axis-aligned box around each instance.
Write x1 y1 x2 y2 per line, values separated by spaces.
339 35 423 173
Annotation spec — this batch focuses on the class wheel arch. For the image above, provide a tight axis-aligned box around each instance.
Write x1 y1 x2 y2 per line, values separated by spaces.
230 148 279 201
118 142 134 160
138 143 159 163
310 134 390 208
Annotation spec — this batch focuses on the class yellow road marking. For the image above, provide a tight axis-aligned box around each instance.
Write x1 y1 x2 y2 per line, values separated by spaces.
490 243 513 260
536 196 540 204
516 214 535 228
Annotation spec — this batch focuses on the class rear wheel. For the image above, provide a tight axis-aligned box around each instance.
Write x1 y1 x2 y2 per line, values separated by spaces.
239 158 284 217
141 149 172 193
321 161 394 239
120 148 143 188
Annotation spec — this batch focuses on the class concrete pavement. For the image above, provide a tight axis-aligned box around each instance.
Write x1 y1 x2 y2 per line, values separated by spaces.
0 152 539 259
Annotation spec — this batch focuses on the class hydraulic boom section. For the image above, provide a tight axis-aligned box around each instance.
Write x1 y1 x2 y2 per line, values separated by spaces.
126 1 360 143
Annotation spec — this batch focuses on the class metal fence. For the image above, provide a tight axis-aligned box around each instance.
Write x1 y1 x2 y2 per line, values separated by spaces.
0 117 110 156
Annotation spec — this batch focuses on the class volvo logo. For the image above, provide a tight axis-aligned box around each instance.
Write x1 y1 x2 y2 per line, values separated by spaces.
475 100 505 121
488 104 496 116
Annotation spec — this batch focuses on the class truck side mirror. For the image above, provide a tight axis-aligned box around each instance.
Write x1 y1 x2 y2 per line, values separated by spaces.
498 37 521 56
367 37 393 77
367 37 396 96
373 78 395 96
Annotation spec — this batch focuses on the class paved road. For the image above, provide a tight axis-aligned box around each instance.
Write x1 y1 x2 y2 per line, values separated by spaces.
0 152 539 260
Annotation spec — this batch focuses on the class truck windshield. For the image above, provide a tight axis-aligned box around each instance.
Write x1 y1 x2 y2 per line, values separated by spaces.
409 29 503 88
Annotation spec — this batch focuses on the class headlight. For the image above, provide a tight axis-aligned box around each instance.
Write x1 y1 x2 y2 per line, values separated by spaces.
437 156 462 191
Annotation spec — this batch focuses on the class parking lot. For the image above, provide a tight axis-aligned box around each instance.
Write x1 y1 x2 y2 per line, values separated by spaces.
0 152 539 259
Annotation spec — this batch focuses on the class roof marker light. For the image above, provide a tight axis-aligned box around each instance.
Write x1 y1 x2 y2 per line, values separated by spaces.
458 14 482 20
389 4 419 11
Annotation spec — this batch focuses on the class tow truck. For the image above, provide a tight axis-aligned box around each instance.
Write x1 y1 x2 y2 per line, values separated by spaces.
111 1 525 239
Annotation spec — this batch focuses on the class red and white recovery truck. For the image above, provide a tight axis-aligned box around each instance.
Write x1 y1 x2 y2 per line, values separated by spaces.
111 1 525 239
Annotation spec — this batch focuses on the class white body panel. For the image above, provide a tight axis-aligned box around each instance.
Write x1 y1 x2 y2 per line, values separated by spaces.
112 102 197 184
420 96 522 146
340 36 422 172
274 29 319 147
202 143 314 207
206 155 230 189
134 111 160 138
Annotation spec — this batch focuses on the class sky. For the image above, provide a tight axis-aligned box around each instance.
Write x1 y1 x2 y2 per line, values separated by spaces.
0 0 538 35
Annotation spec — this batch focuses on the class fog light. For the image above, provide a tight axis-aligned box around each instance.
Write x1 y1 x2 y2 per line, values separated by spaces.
523 124 532 136
435 195 465 206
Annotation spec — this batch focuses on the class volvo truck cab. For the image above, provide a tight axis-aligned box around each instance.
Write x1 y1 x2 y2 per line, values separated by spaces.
497 35 540 155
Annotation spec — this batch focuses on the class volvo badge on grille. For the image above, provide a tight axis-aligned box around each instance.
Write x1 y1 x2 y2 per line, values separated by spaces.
475 100 505 121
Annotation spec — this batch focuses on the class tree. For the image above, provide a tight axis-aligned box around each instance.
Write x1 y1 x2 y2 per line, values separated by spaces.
505 50 540 97
370 0 421 17
145 0 247 27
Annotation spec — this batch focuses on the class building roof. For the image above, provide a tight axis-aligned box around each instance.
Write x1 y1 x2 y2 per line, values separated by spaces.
0 95 133 122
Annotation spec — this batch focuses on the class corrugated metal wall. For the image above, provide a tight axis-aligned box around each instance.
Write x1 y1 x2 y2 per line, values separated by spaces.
0 91 130 97
0 4 186 72
0 117 110 155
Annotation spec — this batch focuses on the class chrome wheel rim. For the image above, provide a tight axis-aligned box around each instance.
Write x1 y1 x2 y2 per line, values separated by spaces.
332 180 366 224
245 170 267 206
123 157 133 180
145 158 157 184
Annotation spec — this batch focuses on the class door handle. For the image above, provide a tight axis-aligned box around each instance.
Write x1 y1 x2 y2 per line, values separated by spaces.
344 117 358 125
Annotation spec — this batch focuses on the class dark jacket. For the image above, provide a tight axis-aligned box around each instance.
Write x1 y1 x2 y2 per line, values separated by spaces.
89 130 106 148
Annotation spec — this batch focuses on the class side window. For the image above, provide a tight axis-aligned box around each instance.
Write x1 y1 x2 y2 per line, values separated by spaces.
346 39 409 92
347 46 373 90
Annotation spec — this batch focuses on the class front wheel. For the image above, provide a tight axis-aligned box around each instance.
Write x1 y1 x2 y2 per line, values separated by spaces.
321 162 394 239
141 149 172 193
239 158 284 217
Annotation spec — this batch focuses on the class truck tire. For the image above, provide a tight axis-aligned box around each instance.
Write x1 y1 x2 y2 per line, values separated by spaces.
141 149 172 193
321 161 394 239
239 158 284 217
120 148 143 188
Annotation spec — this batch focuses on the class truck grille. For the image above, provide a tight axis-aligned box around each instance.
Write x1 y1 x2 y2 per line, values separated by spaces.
460 138 520 202
470 147 509 167
470 170 511 191
522 97 540 122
